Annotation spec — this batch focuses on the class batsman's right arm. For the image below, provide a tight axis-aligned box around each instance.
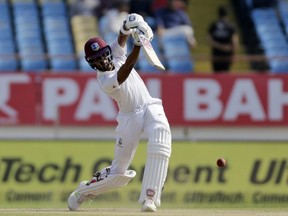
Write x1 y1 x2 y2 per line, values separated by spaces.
117 45 141 85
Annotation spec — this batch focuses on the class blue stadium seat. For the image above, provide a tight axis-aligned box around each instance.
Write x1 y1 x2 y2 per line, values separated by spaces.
0 2 14 42
15 30 42 43
269 61 288 73
43 18 70 34
255 23 282 35
19 48 45 57
47 41 74 56
18 41 48 71
0 56 18 71
261 38 288 50
78 52 95 72
251 8 278 23
46 31 71 42
167 59 194 74
18 38 44 49
50 56 77 71
40 0 76 71
250 6 288 73
0 0 17 72
41 1 67 17
161 35 194 73
265 48 288 73
0 43 16 54
278 0 288 35
11 0 47 72
0 39 17 72
43 17 69 27
0 27 13 39
21 55 48 72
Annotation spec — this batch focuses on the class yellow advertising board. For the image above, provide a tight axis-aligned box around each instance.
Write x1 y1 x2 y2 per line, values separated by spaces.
1 140 288 208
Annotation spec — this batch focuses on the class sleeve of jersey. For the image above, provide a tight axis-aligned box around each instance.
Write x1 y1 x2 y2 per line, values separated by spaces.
98 73 120 94
111 39 127 59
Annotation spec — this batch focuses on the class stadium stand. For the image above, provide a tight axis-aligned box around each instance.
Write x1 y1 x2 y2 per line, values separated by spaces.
278 0 288 38
0 0 199 73
2 0 267 74
232 0 288 73
250 5 288 73
13 0 47 72
161 34 194 73
0 0 18 71
70 15 98 72
40 0 77 72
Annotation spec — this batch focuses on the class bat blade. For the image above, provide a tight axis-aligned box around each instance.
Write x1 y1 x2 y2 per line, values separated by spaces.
139 34 165 71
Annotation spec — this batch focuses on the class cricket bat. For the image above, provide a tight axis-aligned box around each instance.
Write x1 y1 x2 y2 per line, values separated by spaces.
138 34 166 71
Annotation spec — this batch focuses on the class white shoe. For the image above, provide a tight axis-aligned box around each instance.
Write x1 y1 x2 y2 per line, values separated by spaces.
141 198 157 212
67 181 88 211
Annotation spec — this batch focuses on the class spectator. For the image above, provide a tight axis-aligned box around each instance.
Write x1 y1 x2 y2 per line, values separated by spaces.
93 0 121 20
207 6 239 73
152 0 167 11
129 0 156 30
98 1 130 39
129 0 154 17
154 0 196 48
69 0 99 17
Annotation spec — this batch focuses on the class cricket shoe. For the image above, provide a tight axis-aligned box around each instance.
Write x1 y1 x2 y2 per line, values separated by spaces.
68 181 89 211
68 168 112 211
141 198 157 212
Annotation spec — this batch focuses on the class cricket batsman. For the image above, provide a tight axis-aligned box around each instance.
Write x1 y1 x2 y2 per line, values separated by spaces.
67 13 172 212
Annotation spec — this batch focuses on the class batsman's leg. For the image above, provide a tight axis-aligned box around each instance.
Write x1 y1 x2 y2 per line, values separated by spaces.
68 111 143 211
139 127 172 212
68 167 136 211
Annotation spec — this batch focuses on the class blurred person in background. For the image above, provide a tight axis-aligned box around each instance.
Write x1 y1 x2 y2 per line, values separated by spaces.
129 0 156 30
207 5 239 73
152 0 167 11
99 1 130 35
69 0 99 17
154 0 196 49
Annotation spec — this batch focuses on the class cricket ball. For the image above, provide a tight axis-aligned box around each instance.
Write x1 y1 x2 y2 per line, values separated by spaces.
217 158 226 167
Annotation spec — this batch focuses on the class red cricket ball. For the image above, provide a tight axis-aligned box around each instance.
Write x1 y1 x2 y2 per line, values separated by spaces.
217 158 226 167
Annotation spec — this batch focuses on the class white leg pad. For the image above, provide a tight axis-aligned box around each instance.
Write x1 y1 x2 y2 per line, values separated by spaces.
77 170 136 196
139 128 171 207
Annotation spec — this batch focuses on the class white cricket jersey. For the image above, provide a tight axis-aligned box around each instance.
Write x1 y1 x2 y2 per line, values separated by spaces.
97 39 154 113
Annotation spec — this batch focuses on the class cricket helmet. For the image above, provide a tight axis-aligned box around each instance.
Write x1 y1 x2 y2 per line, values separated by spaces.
84 37 114 71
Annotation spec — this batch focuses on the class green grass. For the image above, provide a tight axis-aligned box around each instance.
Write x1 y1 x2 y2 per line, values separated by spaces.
1 208 288 216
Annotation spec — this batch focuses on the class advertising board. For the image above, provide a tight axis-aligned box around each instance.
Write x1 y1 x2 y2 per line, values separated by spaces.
1 141 288 208
1 73 288 126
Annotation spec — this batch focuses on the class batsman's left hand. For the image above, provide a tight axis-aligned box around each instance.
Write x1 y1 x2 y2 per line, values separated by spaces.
136 22 154 42
124 13 144 29
132 28 142 46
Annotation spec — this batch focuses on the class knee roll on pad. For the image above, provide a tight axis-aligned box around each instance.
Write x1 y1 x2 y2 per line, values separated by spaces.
148 127 171 157
139 128 172 207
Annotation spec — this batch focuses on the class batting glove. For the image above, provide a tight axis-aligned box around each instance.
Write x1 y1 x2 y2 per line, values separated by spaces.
137 22 153 42
124 13 144 30
120 21 133 35
132 29 142 46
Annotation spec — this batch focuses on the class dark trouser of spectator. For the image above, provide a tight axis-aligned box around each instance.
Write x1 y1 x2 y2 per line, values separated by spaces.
211 53 233 73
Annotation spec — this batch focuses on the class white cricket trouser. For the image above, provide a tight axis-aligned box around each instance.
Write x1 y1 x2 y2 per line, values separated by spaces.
110 99 170 175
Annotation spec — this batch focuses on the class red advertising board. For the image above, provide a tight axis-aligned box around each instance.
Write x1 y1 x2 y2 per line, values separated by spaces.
1 73 288 126
0 74 37 125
